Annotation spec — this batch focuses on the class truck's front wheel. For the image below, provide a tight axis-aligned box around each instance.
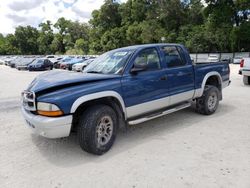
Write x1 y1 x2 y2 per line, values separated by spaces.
77 105 117 155
196 85 219 115
243 76 250 85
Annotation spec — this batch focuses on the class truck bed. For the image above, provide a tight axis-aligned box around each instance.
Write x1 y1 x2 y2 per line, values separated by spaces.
194 62 230 90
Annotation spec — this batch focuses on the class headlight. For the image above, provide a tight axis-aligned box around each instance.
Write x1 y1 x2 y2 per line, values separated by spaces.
37 102 63 117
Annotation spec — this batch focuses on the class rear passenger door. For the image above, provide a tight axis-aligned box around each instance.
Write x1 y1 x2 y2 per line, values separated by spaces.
160 46 195 105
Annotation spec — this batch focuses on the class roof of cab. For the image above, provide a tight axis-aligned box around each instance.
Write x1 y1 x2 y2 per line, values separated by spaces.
113 43 182 51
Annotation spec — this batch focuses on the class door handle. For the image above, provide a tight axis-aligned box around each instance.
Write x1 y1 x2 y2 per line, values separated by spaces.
160 75 167 80
176 72 192 77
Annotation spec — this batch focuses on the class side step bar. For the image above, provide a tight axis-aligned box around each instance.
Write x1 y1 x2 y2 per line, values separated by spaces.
128 102 191 125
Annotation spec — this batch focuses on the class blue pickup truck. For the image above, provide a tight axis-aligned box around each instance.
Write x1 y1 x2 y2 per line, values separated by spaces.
21 44 230 155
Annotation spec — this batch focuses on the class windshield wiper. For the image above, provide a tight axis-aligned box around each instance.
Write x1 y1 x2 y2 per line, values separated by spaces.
86 71 103 74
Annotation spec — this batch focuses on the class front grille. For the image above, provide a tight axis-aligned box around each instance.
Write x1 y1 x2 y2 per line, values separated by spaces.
22 91 36 111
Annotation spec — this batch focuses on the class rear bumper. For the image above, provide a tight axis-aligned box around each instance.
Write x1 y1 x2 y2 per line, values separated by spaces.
21 107 72 138
242 69 250 76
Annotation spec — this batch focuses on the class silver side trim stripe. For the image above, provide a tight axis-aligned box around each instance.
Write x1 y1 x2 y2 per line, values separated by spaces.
128 102 191 125
126 96 170 118
126 90 194 118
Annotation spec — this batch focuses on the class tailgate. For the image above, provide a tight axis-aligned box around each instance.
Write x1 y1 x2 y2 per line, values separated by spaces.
243 58 250 69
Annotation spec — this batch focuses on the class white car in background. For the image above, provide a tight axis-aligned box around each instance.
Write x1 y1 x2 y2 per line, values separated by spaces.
233 56 242 64
0 57 6 65
72 59 94 72
207 55 219 62
239 57 250 85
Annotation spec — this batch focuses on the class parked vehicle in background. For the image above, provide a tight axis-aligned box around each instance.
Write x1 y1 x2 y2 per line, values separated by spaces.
21 43 230 155
50 57 62 65
28 59 53 71
16 57 35 70
72 59 95 72
72 59 94 72
46 55 55 59
233 56 242 64
54 57 73 69
239 57 250 85
207 55 219 62
9 57 21 68
4 56 14 66
60 58 80 70
0 57 7 65
221 57 231 64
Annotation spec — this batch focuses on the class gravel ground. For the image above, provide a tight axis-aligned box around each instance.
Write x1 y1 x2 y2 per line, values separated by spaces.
0 65 250 188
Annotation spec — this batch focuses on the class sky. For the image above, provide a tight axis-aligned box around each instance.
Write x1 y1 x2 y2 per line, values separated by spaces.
0 0 126 35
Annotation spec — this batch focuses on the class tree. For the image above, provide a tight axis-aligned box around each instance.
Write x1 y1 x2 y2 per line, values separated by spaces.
4 34 20 55
89 0 121 32
75 38 89 54
53 17 71 53
15 26 39 54
37 20 54 54
101 27 126 51
0 34 6 54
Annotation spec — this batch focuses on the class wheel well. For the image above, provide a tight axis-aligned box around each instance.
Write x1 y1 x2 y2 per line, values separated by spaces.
205 75 221 91
71 97 126 132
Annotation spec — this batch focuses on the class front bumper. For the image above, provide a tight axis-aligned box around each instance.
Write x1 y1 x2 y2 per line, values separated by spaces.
17 66 28 70
72 66 81 71
21 107 72 138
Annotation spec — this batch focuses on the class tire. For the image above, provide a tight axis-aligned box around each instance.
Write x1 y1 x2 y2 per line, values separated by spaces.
77 105 117 155
243 76 250 85
196 85 220 115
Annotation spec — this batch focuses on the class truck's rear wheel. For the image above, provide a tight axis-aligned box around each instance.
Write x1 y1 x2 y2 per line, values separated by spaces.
243 76 250 85
77 105 117 155
196 85 219 115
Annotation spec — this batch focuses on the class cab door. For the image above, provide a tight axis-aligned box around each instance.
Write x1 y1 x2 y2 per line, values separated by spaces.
160 45 195 105
121 47 169 118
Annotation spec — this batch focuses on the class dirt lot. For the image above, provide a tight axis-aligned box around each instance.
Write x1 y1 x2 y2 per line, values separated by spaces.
0 64 250 188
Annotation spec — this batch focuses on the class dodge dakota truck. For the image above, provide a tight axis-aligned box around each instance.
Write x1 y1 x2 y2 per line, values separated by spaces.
21 44 230 155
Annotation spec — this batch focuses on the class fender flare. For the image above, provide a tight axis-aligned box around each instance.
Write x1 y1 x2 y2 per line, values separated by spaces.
70 91 127 119
194 71 222 98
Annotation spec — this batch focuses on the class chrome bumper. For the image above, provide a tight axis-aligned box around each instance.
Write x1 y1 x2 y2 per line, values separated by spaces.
21 107 72 138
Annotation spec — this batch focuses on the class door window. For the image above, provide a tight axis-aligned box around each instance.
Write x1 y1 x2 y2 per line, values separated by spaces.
134 48 161 71
161 46 186 68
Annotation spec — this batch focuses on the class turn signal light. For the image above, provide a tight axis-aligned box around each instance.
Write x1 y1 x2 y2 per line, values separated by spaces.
37 110 63 117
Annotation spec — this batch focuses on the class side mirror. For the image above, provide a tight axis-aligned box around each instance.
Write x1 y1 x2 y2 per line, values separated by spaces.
130 63 147 74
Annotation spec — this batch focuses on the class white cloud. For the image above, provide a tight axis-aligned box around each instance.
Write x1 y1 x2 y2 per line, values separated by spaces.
0 0 127 35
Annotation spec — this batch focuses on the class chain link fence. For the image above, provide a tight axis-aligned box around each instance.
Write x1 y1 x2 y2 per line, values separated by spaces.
190 52 250 63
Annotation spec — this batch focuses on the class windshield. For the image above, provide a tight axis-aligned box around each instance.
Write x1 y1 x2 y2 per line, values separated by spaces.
63 57 73 62
84 50 133 74
22 58 34 63
32 59 43 64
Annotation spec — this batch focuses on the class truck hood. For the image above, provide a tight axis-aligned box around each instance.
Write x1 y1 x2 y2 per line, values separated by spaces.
28 71 120 93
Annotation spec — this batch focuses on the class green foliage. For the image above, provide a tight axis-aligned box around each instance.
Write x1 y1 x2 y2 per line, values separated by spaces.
15 26 39 54
0 0 249 55
37 20 54 54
